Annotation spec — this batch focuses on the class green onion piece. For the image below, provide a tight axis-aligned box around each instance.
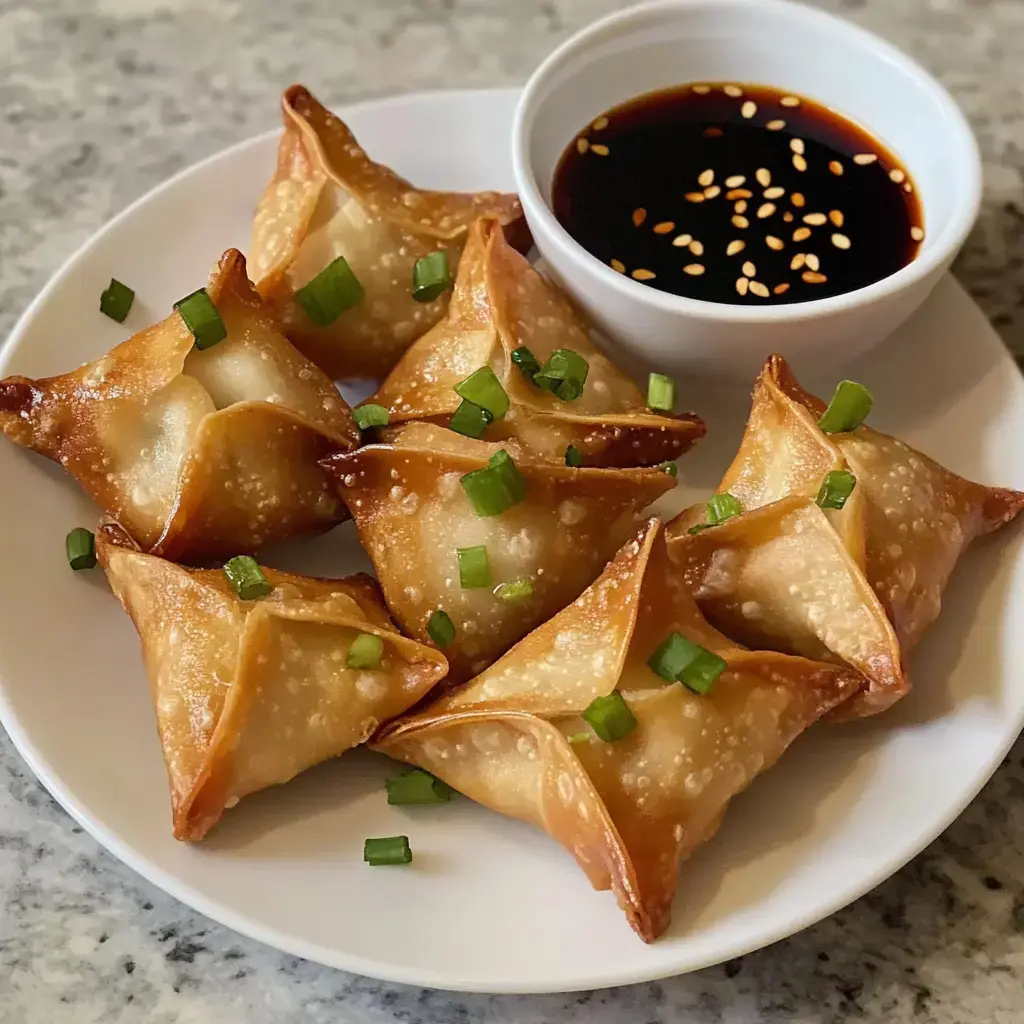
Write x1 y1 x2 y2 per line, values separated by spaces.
659 461 678 478
494 578 534 602
449 400 493 439
567 732 591 745
427 609 456 649
687 523 712 535
223 555 272 600
511 346 541 381
564 445 583 468
347 632 384 669
817 380 873 434
354 404 389 431
647 631 726 695
296 256 364 326
647 373 675 411
385 768 453 805
582 690 637 742
706 492 742 525
816 469 857 510
533 349 590 401
363 835 412 866
411 251 451 303
65 528 96 571
454 366 509 420
457 545 492 589
174 288 227 350
99 278 134 323
460 449 528 517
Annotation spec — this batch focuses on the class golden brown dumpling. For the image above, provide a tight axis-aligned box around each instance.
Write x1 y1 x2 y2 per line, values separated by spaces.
320 422 676 681
375 518 859 941
371 217 705 466
0 250 359 563
98 526 447 841
249 85 526 380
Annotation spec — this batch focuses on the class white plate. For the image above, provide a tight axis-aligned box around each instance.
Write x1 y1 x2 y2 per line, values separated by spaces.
1 88 1023 995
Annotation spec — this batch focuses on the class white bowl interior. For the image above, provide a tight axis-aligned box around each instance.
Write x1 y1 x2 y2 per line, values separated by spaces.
524 0 977 253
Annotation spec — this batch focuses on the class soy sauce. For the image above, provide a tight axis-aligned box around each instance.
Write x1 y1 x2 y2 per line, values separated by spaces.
552 83 924 305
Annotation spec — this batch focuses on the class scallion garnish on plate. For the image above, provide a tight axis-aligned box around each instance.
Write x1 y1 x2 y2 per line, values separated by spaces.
99 278 134 323
347 632 384 670
533 349 589 401
494 578 533 602
647 631 726 695
816 469 857 510
454 367 509 420
564 445 583 467
364 835 412 865
647 372 675 411
411 251 452 303
511 346 541 382
449 400 493 438
460 449 528 517
222 555 272 600
688 492 742 534
354 404 390 431
582 690 637 742
296 256 364 326
457 545 492 589
427 609 456 648
65 528 96 571
817 380 873 433
385 768 453 806
174 288 226 350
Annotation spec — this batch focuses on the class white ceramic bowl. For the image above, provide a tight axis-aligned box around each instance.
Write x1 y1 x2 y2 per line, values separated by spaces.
512 0 982 379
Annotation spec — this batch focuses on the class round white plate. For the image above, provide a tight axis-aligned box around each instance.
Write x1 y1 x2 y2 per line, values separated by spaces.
1 88 1023 995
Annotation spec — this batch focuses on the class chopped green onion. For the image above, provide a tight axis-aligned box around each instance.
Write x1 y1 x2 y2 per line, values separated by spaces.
174 288 227 350
687 523 711 535
564 445 583 467
99 278 134 323
296 256 364 326
494 578 534 602
385 768 453 805
816 470 857 510
707 492 742 525
582 690 637 742
511 346 541 381
454 366 509 420
567 732 591 745
647 373 675 411
223 555 272 600
353 404 389 431
457 545 492 589
411 251 452 303
65 528 96 571
363 835 412 865
533 349 589 401
449 400 492 438
659 461 678 478
427 609 456 648
460 449 528 516
647 632 726 695
347 632 384 669
817 380 873 434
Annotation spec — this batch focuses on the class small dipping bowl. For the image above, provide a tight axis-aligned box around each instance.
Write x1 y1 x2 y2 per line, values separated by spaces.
512 0 981 379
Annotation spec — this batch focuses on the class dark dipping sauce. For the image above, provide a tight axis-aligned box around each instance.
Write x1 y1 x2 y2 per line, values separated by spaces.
552 83 924 305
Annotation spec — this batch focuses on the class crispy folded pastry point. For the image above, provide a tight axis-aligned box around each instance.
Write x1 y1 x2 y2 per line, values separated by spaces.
666 496 906 719
321 422 676 682
372 217 705 466
0 250 359 563
97 527 447 841
722 355 1024 652
250 85 526 380
375 519 860 940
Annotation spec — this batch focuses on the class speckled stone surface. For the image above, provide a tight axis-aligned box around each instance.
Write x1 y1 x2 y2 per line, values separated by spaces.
2 1 1024 1021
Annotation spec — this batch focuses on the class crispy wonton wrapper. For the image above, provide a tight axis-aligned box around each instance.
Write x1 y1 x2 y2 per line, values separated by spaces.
374 519 859 941
250 85 527 380
98 525 447 841
321 422 676 682
372 217 705 466
0 250 359 563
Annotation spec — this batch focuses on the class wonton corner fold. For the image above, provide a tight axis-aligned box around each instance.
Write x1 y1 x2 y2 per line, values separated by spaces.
372 216 706 466
0 249 359 564
250 85 527 380
374 518 860 941
97 526 448 841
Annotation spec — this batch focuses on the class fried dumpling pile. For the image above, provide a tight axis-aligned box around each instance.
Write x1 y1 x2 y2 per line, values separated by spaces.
321 422 676 682
98 526 447 841
372 217 705 466
667 355 1024 718
0 250 359 563
250 85 526 380
375 518 860 940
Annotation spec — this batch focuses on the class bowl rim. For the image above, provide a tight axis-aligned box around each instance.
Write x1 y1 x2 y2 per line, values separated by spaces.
511 0 982 325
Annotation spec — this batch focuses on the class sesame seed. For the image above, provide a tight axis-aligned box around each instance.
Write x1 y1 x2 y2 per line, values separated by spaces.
683 264 705 276
632 207 647 227
703 127 724 139
803 213 828 226
689 240 704 256
725 174 746 188
698 168 715 187
802 271 828 284
592 115 609 130
756 168 771 187
576 138 589 154
829 210 844 227
736 277 749 296
829 160 844 176
734 200 748 214
724 85 743 97
766 235 784 250
685 192 706 203
790 138 805 155
853 153 878 165
610 259 626 273
749 281 770 298
783 211 794 222
704 185 722 199
805 253 821 272
832 233 851 250
653 220 675 234
742 260 757 277
763 186 785 199
792 154 807 172
732 215 750 229
692 84 711 95
672 233 693 247
757 202 776 219
911 226 925 242
726 188 753 200
632 268 656 281
774 282 791 295
793 227 812 242
741 100 757 119
790 253 806 270
766 119 786 131
904 182 914 193
591 144 610 156
726 239 746 256
790 193 806 208
890 168 906 183
781 95 801 108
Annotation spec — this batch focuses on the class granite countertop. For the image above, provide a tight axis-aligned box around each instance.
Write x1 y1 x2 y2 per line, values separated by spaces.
2 1 1024 1021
